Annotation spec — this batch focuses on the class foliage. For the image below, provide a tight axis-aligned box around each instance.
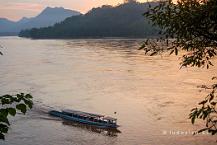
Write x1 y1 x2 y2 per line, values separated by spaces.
19 2 159 39
141 0 217 135
141 0 217 68
0 93 33 140
190 77 217 135
0 49 33 140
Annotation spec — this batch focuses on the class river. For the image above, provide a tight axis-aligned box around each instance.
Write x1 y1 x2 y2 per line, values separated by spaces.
0 37 216 145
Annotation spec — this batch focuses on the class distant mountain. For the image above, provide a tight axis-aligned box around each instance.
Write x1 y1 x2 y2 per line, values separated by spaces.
0 7 81 35
17 17 31 25
0 18 14 26
20 7 81 29
19 2 159 39
0 18 16 33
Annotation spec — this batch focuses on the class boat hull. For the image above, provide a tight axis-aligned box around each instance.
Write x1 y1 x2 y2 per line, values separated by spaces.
49 110 119 129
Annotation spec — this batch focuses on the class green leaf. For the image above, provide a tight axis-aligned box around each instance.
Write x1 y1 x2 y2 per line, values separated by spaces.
23 99 33 109
191 115 196 124
0 133 5 140
169 49 174 55
25 94 33 99
0 109 8 117
7 108 16 116
198 128 208 134
16 104 27 114
150 52 157 56
211 102 216 106
0 116 10 125
199 100 207 105
175 48 178 55
1 98 10 105
0 123 9 133
209 93 214 101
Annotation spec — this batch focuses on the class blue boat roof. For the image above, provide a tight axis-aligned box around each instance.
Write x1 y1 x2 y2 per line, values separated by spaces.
62 109 104 118
62 109 117 121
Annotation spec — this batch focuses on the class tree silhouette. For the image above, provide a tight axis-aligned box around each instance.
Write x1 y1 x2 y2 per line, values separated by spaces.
142 0 217 135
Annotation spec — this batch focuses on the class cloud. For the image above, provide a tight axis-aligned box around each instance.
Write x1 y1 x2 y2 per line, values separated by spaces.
0 2 44 12
0 2 44 21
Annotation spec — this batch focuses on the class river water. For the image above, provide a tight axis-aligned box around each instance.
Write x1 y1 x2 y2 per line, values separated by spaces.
0 37 216 145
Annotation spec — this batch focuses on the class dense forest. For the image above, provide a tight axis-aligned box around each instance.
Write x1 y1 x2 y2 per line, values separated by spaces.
19 2 159 38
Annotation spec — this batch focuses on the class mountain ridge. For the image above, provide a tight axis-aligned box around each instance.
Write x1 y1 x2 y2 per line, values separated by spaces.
0 7 81 36
19 2 159 39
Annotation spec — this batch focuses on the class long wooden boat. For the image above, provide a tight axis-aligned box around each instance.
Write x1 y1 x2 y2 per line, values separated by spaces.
49 109 119 128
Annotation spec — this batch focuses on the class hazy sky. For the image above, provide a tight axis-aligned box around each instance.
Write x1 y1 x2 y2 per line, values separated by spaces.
0 0 148 21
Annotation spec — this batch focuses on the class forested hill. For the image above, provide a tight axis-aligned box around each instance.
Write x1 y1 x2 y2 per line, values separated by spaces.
19 2 159 39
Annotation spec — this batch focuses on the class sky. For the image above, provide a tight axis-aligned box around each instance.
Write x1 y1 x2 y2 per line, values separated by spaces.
0 0 148 21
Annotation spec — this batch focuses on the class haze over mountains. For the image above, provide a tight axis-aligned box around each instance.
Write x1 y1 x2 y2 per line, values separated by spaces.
19 2 159 39
0 7 81 36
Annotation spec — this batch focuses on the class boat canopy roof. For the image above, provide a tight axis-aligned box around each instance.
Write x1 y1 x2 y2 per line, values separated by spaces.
62 109 104 118
62 109 117 121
